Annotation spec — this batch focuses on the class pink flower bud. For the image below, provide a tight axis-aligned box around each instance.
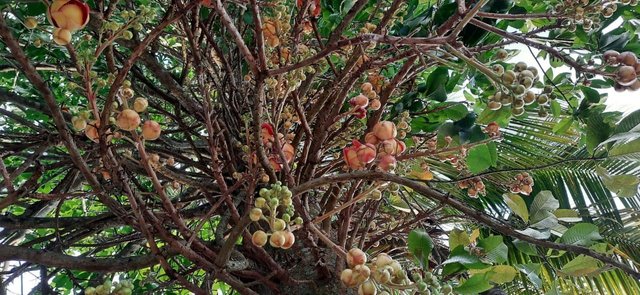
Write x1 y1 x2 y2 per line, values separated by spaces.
354 107 367 119
356 143 376 164
283 143 295 163
380 138 406 156
364 132 379 145
373 121 397 140
369 99 381 110
349 94 369 108
343 145 363 170
261 123 274 144
48 0 90 31
378 155 397 171
269 156 282 172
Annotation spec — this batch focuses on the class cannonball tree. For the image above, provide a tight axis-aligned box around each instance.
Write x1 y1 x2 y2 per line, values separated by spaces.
1 0 640 294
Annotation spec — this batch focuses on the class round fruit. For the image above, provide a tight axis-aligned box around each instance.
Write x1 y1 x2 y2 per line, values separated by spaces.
347 248 367 267
512 107 525 116
72 116 87 130
617 66 637 86
252 230 268 247
523 91 536 105
133 97 148 112
604 50 620 64
116 109 140 131
358 280 376 295
496 49 508 60
369 99 381 110
281 231 295 249
269 231 286 248
361 82 373 92
249 208 262 222
618 51 638 66
24 17 38 29
488 101 502 110
141 120 161 140
537 94 549 105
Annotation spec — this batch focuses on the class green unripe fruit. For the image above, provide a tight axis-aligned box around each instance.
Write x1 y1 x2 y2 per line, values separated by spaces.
417 282 429 292
537 94 549 105
272 218 286 231
255 197 267 208
249 208 262 222
294 216 303 225
512 107 525 116
282 213 291 223
282 197 292 207
269 198 279 208
259 188 270 198
514 85 526 95
496 49 508 60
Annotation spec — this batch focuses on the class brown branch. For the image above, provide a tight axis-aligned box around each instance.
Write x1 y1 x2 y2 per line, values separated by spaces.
0 245 161 272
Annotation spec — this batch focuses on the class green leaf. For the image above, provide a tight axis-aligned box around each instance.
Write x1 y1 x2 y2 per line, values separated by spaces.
455 274 493 294
516 263 542 288
561 223 602 246
408 229 434 268
513 239 538 256
554 209 581 222
516 228 551 239
478 235 508 263
467 144 493 174
609 137 640 160
559 255 601 277
449 229 471 250
596 166 640 197
614 109 640 134
486 265 518 284
503 193 529 222
529 191 559 229
552 117 574 134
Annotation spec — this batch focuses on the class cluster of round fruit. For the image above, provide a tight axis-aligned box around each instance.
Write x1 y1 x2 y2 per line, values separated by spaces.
509 172 534 195
489 58 553 118
84 280 132 295
414 272 453 295
341 249 412 295
603 50 640 91
457 177 486 198
555 0 605 32
344 121 406 171
250 183 302 249
262 3 291 48
396 112 411 139
349 82 382 119
483 122 501 138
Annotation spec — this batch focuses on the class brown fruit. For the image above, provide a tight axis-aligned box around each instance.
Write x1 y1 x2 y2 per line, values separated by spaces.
361 82 373 92
603 50 620 64
617 66 637 86
372 121 397 140
488 101 502 110
618 51 638 66
141 120 161 140
116 109 140 131
369 99 381 110
24 17 38 29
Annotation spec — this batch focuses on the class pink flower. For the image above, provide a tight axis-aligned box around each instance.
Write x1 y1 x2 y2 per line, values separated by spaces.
373 121 397 140
356 143 376 164
261 123 274 145
48 0 90 31
349 94 369 108
378 155 397 171
364 132 379 145
380 138 406 156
